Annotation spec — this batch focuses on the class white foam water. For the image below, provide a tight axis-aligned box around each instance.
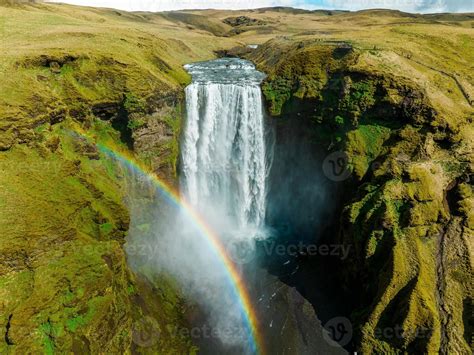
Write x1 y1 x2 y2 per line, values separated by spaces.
181 58 269 234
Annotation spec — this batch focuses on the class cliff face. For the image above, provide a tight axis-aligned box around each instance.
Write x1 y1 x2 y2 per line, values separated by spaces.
246 38 473 353
0 126 197 353
0 70 194 354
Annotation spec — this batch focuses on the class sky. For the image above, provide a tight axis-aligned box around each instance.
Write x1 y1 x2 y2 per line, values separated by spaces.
46 0 474 13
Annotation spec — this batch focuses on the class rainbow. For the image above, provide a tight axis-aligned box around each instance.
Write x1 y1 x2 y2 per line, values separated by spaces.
68 127 265 355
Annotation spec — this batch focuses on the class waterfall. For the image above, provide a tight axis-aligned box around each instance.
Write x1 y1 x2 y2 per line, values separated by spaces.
181 58 268 233
125 58 339 354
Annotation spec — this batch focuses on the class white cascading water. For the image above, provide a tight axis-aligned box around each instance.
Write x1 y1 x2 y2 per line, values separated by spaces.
181 58 268 235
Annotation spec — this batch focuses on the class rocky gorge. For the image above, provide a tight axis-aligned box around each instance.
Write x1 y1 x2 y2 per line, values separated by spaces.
0 2 472 354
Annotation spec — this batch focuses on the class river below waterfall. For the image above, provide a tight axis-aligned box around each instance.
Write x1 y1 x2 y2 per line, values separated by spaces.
177 58 347 354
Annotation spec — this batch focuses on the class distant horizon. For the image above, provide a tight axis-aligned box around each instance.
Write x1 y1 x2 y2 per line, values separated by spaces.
45 0 474 14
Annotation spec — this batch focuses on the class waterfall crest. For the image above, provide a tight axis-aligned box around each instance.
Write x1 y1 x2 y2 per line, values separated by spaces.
181 58 268 232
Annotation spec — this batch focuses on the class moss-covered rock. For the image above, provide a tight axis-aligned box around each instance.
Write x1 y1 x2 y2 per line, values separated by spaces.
0 121 196 353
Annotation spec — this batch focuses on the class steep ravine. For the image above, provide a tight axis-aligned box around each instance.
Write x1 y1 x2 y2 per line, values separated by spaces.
1 4 472 352
1 42 471 352
97 42 474 354
2 45 470 352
